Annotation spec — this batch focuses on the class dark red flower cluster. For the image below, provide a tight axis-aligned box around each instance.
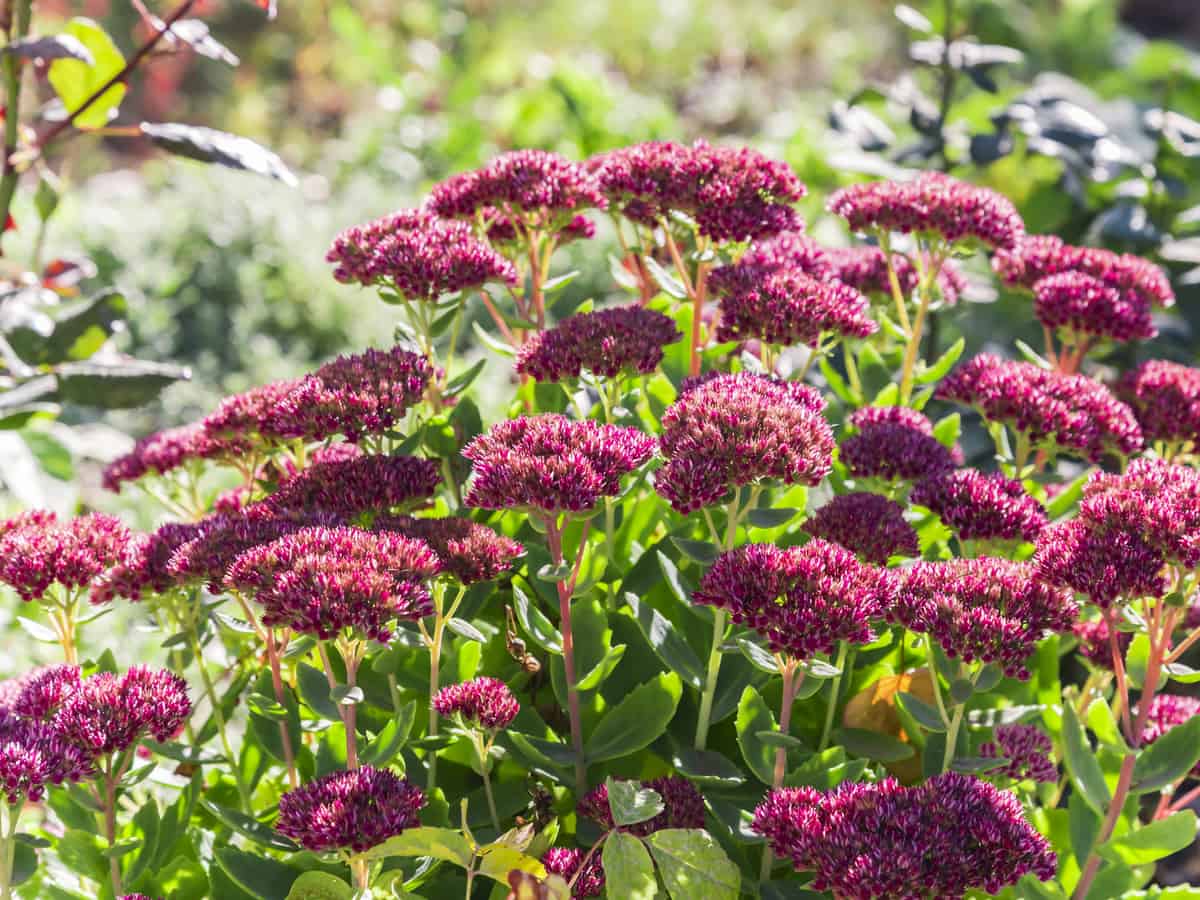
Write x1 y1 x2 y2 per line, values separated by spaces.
827 172 1025 250
225 526 440 642
0 710 92 803
200 378 304 448
825 246 967 306
1032 271 1154 342
514 305 681 382
372 516 523 584
102 423 223 492
910 468 1047 543
979 724 1058 783
577 776 706 837
1073 617 1129 670
90 522 208 604
326 208 518 297
275 766 425 853
655 373 834 513
731 231 834 279
463 414 655 515
840 405 961 483
938 354 1143 463
693 540 897 659
894 558 1078 678
432 677 520 731
541 848 605 897
752 773 1057 898
1035 518 1168 608
52 666 191 759
802 492 919 564
0 511 131 603
1138 694 1200 777
1116 359 1200 446
11 665 81 721
250 455 441 520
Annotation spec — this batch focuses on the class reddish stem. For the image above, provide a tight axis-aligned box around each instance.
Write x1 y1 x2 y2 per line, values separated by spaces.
265 630 299 788
545 516 588 797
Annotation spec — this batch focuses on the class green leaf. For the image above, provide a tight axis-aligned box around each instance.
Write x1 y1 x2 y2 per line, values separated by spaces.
16 615 58 643
736 685 778 785
737 637 780 674
838 727 916 763
1045 470 1089 519
285 871 354 900
916 337 964 384
536 561 572 582
215 847 303 900
1014 339 1052 369
575 643 626 691
931 413 961 451
53 359 189 409
477 844 546 884
444 359 486 398
644 829 740 900
672 537 720 565
671 747 745 787
602 831 658 899
1132 714 1200 793
1098 810 1197 865
48 19 126 130
202 800 299 851
607 777 665 827
512 584 562 653
746 507 798 529
1062 702 1111 815
246 692 288 721
446 616 487 643
1068 790 1100 867
508 732 576 770
625 594 703 690
643 257 687 300
896 691 946 733
141 122 297 185
471 320 515 357
586 672 682 762
330 685 364 705
755 731 807 749
363 826 475 866
361 703 415 767
542 270 580 293
1164 661 1200 684
656 550 693 607
11 839 36 886
1126 633 1150 689
297 663 342 721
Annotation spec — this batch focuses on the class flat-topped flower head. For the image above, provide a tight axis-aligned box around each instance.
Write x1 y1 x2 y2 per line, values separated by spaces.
463 414 655 516
752 773 1057 898
0 512 132 603
226 525 440 642
53 666 190 759
102 423 222 493
827 172 1025 250
980 724 1057 783
1079 459 1200 568
1035 518 1167 608
250 455 441 520
1032 271 1154 342
13 665 82 721
276 766 425 853
326 208 518 298
826 245 967 306
911 468 1047 543
589 141 700 227
1116 359 1200 446
655 373 834 514
840 406 961 483
0 711 92 803
372 516 523 584
1073 617 1129 669
541 848 605 898
938 353 1143 463
432 677 519 731
993 234 1174 308
577 776 706 837
1138 694 1200 777
201 378 303 449
515 305 681 382
802 492 919 564
694 540 897 659
895 558 1078 679
90 522 207 605
733 231 834 279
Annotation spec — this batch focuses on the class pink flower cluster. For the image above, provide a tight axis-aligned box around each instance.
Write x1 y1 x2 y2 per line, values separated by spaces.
693 540 897 659
910 468 1047 543
0 709 92 803
431 677 520 731
576 776 706 837
515 304 681 382
11 665 81 721
201 378 303 448
249 454 441 520
655 373 834 513
373 515 523 584
0 511 131 603
102 423 223 492
541 848 605 897
752 773 1057 898
801 492 919 564
732 231 834 279
840 406 961 483
1116 359 1200 446
826 245 967 306
275 765 424 853
90 522 207 604
1073 617 1129 670
827 172 1025 249
1138 694 1200 777
1032 271 1154 342
979 724 1058 783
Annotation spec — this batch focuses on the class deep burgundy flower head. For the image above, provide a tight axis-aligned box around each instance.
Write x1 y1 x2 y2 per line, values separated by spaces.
802 492 918 564
694 540 897 659
979 724 1058 783
1073 617 1129 670
0 512 132 603
577 776 706 837
250 455 441 520
894 558 1078 678
326 208 518 297
372 515 523 584
733 231 834 279
201 378 303 449
53 666 190 759
515 304 681 382
463 414 655 515
1034 518 1167 608
432 677 519 731
1116 359 1200 446
1138 694 1200 777
1032 271 1154 342
13 665 82 721
752 773 1057 898
102 423 222 492
655 373 834 514
993 234 1174 308
938 353 1143 463
827 172 1024 250
541 848 605 898
840 406 961 483
707 264 877 348
276 766 425 853
226 525 440 642
0 509 57 538
90 522 208 605
826 245 967 306
911 468 1047 543
0 710 93 803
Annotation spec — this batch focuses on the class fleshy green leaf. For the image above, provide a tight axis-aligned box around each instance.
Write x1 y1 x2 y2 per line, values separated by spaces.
48 19 126 130
607 778 665 827
362 826 475 866
1061 702 1111 815
1132 714 1200 793
626 594 703 690
602 831 659 900
285 871 354 900
644 829 740 900
1098 810 1197 865
586 672 682 762
736 685 778 785
838 727 916 763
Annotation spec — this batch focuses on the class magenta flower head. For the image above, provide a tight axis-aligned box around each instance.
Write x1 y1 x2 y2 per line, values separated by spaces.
226 526 440 642
201 378 303 450
840 406 961 483
1032 271 1154 342
938 353 1143 463
895 558 1078 679
484 210 595 249
463 414 655 516
1073 616 1129 670
1116 359 1200 447
372 516 523 584
910 468 1047 543
102 423 222 493
13 665 82 721
1138 694 1200 777
514 304 681 382
427 150 605 234
0 711 93 804
733 231 835 279
276 766 425 853
694 540 897 659
432 677 519 731
326 208 518 297
826 245 967 306
541 848 605 898
53 666 190 759
1079 459 1200 568
655 373 834 514
251 455 441 520
802 492 918 564
827 172 1025 250
1034 517 1167 608
0 511 132 603
980 724 1058 784
577 776 706 837
90 522 208 605
752 773 1057 898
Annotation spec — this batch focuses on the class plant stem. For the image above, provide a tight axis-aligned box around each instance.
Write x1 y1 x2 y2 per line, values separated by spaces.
0 801 18 900
0 0 32 253
695 495 741 750
350 856 369 892
818 642 850 751
941 702 966 773
473 734 501 833
424 583 464 792
264 629 299 788
103 767 122 896
318 640 359 770
1072 752 1135 900
899 249 940 403
762 659 802 881
545 516 588 797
